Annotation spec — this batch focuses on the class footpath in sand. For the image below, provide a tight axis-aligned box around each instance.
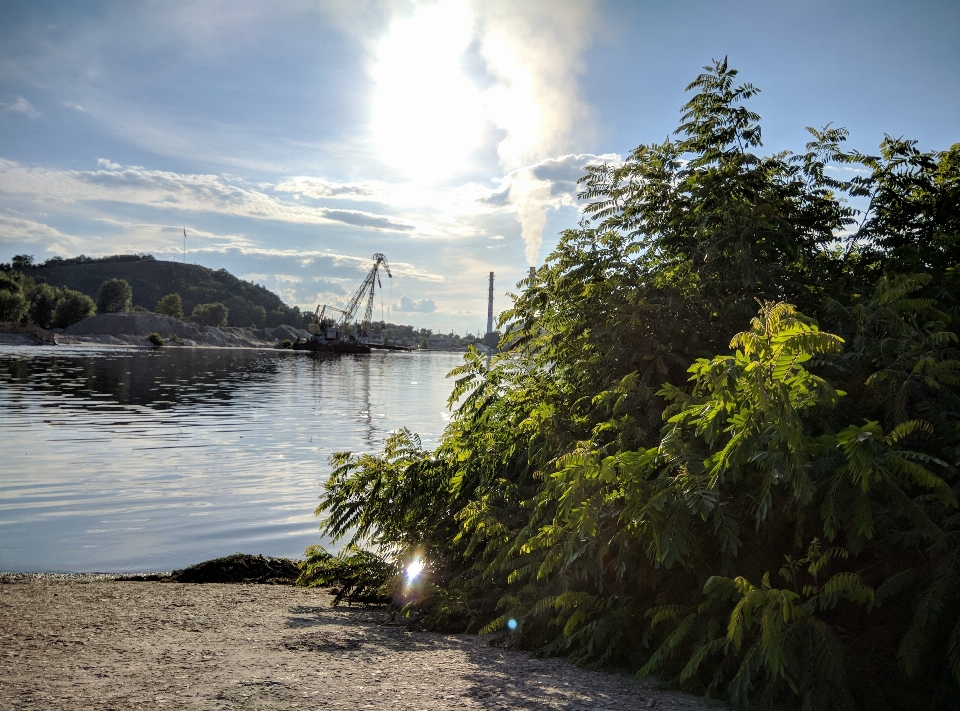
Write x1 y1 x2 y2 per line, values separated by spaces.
0 577 723 711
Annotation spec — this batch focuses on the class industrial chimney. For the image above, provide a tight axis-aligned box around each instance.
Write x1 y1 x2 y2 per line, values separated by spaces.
486 272 495 334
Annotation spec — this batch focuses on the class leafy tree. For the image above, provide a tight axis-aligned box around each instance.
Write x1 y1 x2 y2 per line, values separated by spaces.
11 254 34 270
226 297 266 328
155 293 184 319
191 301 228 327
0 271 28 322
306 60 960 709
51 289 95 328
96 278 133 313
26 282 59 329
481 331 500 349
0 290 28 322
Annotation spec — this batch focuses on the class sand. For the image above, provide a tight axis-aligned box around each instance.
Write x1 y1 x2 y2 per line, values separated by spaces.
0 577 723 710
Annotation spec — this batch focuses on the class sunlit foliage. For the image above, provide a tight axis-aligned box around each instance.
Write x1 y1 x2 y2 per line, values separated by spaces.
306 59 960 709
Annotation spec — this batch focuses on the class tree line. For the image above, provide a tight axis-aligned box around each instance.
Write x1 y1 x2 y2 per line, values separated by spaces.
0 265 234 329
305 60 960 710
13 253 309 328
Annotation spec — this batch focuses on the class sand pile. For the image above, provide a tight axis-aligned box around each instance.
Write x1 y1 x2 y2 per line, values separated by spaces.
54 312 309 348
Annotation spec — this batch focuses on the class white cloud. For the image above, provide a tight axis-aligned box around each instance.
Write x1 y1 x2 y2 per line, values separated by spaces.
0 215 78 249
393 295 437 313
826 165 872 175
186 246 446 283
1 97 40 118
0 159 417 233
274 176 392 200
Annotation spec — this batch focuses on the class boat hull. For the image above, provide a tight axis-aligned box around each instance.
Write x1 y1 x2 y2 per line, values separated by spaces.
292 337 371 354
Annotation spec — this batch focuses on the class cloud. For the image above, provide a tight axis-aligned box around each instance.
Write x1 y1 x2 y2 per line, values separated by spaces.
530 152 619 190
182 245 447 283
0 215 78 249
0 159 417 233
243 273 302 285
826 165 872 175
469 152 619 261
320 208 414 231
1 96 40 118
393 295 437 313
274 177 391 200
478 187 510 207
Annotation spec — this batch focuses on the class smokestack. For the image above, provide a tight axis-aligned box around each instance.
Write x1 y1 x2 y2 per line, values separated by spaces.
529 266 535 280
486 272 495 334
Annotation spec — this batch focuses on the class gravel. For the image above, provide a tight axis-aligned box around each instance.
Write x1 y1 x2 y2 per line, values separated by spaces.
0 577 724 710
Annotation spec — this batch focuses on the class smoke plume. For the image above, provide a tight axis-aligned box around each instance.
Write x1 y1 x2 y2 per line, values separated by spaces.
476 0 599 265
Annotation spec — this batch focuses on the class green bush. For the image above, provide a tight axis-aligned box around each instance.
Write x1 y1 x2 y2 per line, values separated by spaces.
96 278 133 313
191 301 228 327
26 282 58 329
297 545 396 606
146 332 164 347
0 272 28 322
155 293 184 319
51 289 95 328
308 60 960 710
0 289 28 322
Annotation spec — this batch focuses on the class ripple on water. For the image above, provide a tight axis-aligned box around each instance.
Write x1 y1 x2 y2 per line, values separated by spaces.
0 346 462 572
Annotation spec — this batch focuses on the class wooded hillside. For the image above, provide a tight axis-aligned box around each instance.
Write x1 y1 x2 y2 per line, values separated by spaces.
26 254 307 328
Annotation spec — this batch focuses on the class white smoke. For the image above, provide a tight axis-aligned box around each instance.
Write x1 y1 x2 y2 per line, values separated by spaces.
508 171 552 265
475 0 599 265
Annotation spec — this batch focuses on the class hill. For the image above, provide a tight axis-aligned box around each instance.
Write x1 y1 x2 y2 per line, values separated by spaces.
26 254 307 328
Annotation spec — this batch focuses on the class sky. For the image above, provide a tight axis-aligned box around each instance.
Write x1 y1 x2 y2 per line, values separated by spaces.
1 0 957 334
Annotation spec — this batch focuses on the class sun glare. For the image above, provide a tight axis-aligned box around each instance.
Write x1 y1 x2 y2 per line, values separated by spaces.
372 0 482 180
406 557 425 582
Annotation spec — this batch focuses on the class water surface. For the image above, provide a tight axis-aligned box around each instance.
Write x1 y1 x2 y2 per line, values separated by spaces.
0 346 462 572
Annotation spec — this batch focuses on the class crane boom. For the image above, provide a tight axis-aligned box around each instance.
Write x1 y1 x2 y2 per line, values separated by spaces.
312 253 392 340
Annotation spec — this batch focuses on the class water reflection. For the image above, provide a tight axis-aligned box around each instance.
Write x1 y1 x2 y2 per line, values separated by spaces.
0 346 462 573
2 347 292 411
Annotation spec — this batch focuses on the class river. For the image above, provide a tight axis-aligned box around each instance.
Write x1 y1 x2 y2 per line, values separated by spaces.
0 346 464 573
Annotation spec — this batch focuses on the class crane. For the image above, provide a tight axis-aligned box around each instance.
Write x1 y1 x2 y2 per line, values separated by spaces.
310 253 392 342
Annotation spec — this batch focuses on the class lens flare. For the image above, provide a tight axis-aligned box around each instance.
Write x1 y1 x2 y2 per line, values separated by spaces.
406 557 425 582
507 618 518 630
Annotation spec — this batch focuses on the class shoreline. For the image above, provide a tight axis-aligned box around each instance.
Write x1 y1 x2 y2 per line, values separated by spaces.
1 576 722 710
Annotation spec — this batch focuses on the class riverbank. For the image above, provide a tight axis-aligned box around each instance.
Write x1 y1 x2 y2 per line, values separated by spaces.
0 313 311 349
0 576 721 710
58 312 308 348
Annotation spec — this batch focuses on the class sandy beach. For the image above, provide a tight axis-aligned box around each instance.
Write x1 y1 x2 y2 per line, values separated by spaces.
0 576 723 710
